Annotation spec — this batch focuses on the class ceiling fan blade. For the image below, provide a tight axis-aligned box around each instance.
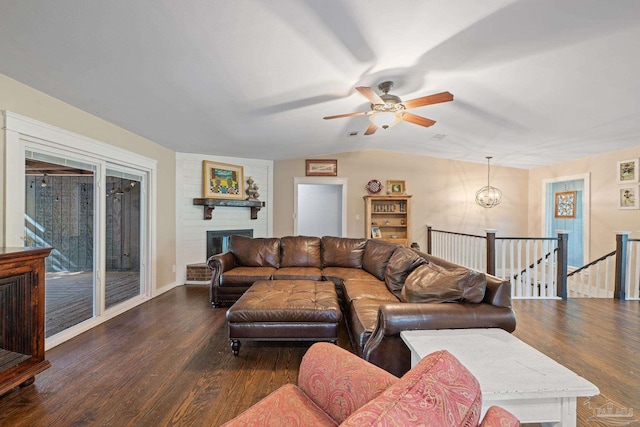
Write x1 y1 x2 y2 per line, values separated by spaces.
402 91 454 109
356 86 384 104
323 111 369 120
364 123 377 136
402 112 436 128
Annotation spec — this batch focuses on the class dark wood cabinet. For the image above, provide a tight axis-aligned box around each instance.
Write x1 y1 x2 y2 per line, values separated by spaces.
0 247 52 395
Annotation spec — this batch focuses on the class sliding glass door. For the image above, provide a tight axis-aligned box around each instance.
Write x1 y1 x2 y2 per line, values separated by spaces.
23 154 148 340
105 169 144 309
24 152 97 337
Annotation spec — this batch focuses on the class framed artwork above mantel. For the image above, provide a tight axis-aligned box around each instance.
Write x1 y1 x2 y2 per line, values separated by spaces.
203 161 244 200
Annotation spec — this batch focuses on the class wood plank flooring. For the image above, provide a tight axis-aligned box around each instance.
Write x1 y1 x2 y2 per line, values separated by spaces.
0 285 638 426
45 271 140 337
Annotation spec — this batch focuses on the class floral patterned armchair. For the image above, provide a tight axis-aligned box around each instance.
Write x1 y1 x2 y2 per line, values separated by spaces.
222 342 519 426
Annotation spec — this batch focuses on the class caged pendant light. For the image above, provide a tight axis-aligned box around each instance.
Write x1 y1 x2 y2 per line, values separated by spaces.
475 156 502 208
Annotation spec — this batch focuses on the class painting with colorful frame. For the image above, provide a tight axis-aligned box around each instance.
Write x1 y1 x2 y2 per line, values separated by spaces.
203 161 244 200
554 191 576 218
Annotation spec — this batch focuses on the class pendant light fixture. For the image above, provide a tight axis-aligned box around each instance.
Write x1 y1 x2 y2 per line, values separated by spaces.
475 156 502 208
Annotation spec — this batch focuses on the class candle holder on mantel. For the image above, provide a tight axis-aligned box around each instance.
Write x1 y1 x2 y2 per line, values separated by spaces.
246 176 260 201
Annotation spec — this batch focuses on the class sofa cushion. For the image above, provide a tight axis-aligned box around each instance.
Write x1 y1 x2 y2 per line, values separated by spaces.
347 298 387 355
342 280 398 305
384 247 427 297
272 267 323 281
341 350 482 426
280 236 322 268
220 266 276 286
400 263 487 303
322 267 378 284
321 236 366 268
228 235 280 268
362 240 398 281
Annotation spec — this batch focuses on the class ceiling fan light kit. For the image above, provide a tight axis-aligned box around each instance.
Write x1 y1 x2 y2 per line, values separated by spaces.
475 156 502 208
323 81 453 135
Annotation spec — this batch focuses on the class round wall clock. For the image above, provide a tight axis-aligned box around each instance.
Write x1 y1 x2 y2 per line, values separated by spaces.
366 179 383 194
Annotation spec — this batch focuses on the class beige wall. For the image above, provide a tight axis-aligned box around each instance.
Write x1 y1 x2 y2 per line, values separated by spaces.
528 145 640 259
0 74 177 292
274 150 530 250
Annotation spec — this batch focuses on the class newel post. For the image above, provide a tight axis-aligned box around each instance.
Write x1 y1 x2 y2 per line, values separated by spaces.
485 229 497 276
426 225 433 254
556 232 569 300
614 232 629 300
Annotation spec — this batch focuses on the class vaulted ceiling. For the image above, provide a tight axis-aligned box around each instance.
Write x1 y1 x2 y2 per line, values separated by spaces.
1 0 639 169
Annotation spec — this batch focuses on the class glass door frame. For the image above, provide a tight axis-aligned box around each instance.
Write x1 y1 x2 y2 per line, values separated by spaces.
4 111 156 349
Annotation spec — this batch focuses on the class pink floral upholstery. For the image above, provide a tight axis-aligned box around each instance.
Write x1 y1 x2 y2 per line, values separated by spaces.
222 343 520 427
298 343 397 423
341 350 482 426
480 406 522 427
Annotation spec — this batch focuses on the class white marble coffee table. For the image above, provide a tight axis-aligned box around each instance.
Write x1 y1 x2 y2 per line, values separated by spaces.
400 328 599 426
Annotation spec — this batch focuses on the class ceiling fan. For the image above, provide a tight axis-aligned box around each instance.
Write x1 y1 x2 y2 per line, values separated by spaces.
323 81 453 135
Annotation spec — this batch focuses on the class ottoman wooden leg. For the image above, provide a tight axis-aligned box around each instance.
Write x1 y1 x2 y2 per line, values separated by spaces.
230 339 241 356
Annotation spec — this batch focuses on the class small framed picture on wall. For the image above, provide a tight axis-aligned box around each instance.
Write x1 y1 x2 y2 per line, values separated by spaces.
554 191 576 218
618 186 638 209
616 158 638 184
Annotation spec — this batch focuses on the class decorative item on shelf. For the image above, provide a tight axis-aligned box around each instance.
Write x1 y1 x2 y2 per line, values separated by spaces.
475 156 502 208
246 176 260 201
203 160 244 200
305 159 337 176
371 226 382 238
385 220 390 225
387 180 405 195
401 219 405 225
365 179 383 194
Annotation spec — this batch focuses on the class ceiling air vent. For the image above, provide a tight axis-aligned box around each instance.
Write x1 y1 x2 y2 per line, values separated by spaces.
430 134 447 140
347 131 359 137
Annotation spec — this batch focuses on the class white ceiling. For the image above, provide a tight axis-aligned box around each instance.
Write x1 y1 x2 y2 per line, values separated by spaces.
1 0 639 169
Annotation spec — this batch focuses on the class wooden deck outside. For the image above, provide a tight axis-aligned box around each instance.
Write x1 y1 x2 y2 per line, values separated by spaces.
45 271 140 337
0 285 638 426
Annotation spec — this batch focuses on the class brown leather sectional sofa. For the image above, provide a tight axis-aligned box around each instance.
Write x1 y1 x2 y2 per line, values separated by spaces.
207 235 516 376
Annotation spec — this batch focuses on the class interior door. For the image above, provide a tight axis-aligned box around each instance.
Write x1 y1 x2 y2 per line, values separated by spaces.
294 178 347 237
544 175 590 268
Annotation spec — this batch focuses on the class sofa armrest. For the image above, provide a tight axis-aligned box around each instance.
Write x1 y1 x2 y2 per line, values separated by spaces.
363 303 517 376
207 251 236 274
297 343 397 424
483 275 512 307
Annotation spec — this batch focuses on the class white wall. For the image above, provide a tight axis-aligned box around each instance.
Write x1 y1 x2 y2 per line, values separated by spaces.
176 153 273 283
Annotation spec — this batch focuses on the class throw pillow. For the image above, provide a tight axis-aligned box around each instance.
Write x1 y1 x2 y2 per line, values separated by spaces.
400 263 487 303
362 240 398 281
384 247 427 297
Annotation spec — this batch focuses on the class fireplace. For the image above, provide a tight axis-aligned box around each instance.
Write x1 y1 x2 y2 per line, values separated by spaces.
206 229 253 258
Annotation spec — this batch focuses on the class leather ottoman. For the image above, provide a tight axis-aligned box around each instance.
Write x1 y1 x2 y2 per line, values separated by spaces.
226 280 342 355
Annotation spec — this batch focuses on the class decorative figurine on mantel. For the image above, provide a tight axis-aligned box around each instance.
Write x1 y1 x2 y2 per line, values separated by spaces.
246 176 260 201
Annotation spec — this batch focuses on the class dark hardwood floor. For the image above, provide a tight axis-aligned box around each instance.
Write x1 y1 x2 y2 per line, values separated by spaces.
0 285 638 426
